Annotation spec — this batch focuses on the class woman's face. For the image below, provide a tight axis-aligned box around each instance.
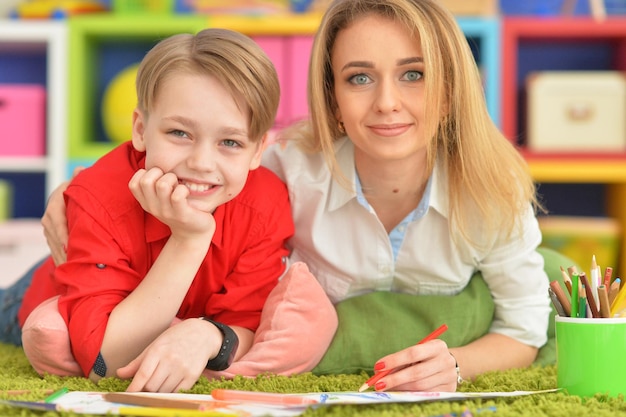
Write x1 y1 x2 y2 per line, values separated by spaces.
331 14 428 164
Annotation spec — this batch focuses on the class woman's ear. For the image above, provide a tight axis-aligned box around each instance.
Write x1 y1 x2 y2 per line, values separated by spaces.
130 108 146 152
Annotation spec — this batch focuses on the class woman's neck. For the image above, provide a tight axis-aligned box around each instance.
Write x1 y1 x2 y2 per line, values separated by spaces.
355 153 431 233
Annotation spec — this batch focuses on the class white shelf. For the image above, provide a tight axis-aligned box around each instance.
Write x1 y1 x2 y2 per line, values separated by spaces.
0 20 68 198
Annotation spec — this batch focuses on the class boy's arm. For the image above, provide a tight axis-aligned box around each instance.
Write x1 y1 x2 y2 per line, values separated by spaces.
98 168 218 378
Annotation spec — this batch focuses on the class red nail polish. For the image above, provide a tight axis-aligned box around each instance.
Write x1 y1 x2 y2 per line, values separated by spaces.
374 362 385 371
375 381 386 391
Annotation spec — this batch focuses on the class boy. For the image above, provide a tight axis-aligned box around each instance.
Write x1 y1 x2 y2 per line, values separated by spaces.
12 28 293 393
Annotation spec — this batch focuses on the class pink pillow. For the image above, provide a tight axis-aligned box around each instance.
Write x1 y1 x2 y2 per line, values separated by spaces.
20 262 338 379
21 296 82 376
203 262 338 379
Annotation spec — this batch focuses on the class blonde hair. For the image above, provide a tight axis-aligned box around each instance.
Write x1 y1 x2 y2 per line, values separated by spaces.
286 0 541 244
136 28 280 141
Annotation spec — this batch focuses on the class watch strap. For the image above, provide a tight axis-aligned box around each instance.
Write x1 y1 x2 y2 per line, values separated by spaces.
200 318 239 371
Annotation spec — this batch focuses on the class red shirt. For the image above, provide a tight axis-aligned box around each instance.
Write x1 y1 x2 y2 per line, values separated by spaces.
19 142 293 376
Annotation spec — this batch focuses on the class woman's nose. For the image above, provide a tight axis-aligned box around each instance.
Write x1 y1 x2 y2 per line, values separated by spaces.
374 79 402 113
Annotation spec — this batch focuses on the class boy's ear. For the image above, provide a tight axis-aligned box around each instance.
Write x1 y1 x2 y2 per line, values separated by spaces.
248 133 268 170
131 108 146 152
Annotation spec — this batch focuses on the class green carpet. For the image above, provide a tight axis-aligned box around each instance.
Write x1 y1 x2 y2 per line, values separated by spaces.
1 343 625 416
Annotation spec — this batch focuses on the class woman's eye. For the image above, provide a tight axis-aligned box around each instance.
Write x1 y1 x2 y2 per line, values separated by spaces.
402 70 423 81
348 73 371 85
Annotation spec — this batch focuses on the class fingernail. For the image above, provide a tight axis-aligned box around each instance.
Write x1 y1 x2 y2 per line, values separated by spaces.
374 362 386 371
374 381 386 391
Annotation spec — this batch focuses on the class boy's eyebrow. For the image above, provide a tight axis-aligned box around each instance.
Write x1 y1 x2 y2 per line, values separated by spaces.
340 56 424 72
219 126 249 137
163 116 248 137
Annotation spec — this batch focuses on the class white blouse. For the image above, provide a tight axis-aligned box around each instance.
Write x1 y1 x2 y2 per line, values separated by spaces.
262 137 551 348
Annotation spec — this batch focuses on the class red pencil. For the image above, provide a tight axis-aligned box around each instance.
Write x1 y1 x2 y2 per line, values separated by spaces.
358 324 448 392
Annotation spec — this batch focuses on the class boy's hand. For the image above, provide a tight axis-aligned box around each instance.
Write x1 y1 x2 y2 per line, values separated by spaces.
118 318 221 392
129 167 216 241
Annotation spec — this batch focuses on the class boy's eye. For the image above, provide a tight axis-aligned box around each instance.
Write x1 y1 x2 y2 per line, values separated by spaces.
170 129 188 138
402 70 423 81
348 73 371 85
222 139 241 148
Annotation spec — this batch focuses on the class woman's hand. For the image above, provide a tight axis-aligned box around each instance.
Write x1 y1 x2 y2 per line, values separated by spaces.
42 167 84 265
42 181 71 265
370 339 458 392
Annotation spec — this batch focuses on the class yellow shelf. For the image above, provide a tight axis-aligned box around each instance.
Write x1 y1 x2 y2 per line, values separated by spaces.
528 159 626 183
207 13 323 35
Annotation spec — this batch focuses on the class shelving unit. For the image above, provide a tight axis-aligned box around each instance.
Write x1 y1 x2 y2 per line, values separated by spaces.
66 14 502 173
0 20 67 217
501 17 626 267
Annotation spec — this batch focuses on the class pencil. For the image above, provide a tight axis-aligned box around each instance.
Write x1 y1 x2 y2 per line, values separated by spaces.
103 393 216 410
579 274 600 318
603 267 613 288
549 281 571 316
560 266 573 295
1 389 55 397
570 272 579 318
358 323 449 392
579 287 587 318
609 278 621 305
548 288 566 317
598 285 611 318
567 265 578 278
44 387 68 403
117 406 235 416
210 389 318 406
590 256 600 306
610 280 626 317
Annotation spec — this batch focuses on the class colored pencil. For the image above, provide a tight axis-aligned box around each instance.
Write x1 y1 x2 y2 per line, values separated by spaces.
210 389 318 406
549 281 571 316
578 287 587 318
103 393 216 411
609 278 621 305
603 267 613 288
358 324 449 392
548 288 566 317
570 273 579 318
560 266 573 295
579 274 600 318
598 285 611 318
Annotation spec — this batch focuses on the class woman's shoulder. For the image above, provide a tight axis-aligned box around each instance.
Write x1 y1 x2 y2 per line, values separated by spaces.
261 138 331 184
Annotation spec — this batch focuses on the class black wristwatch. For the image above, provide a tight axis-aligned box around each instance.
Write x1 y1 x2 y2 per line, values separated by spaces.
200 318 239 371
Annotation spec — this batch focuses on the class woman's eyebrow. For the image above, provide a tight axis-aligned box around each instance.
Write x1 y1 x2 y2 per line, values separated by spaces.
341 61 374 71
398 57 424 65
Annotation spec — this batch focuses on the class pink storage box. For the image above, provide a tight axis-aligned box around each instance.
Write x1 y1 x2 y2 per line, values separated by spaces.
0 84 46 156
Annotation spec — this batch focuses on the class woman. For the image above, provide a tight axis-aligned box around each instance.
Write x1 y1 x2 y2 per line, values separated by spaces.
39 0 550 393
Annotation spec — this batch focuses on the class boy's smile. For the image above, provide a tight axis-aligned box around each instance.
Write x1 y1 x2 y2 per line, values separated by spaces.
131 71 264 213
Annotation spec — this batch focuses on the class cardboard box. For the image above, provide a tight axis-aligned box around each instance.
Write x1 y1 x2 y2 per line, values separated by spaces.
0 84 46 156
439 0 498 15
527 71 626 152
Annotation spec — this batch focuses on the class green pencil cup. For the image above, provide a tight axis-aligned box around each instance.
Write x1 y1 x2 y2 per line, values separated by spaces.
556 316 626 398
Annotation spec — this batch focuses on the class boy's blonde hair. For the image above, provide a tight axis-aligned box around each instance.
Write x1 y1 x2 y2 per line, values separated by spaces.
289 0 541 245
136 28 280 142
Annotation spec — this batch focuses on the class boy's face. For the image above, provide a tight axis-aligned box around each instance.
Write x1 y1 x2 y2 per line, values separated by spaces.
131 72 264 213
